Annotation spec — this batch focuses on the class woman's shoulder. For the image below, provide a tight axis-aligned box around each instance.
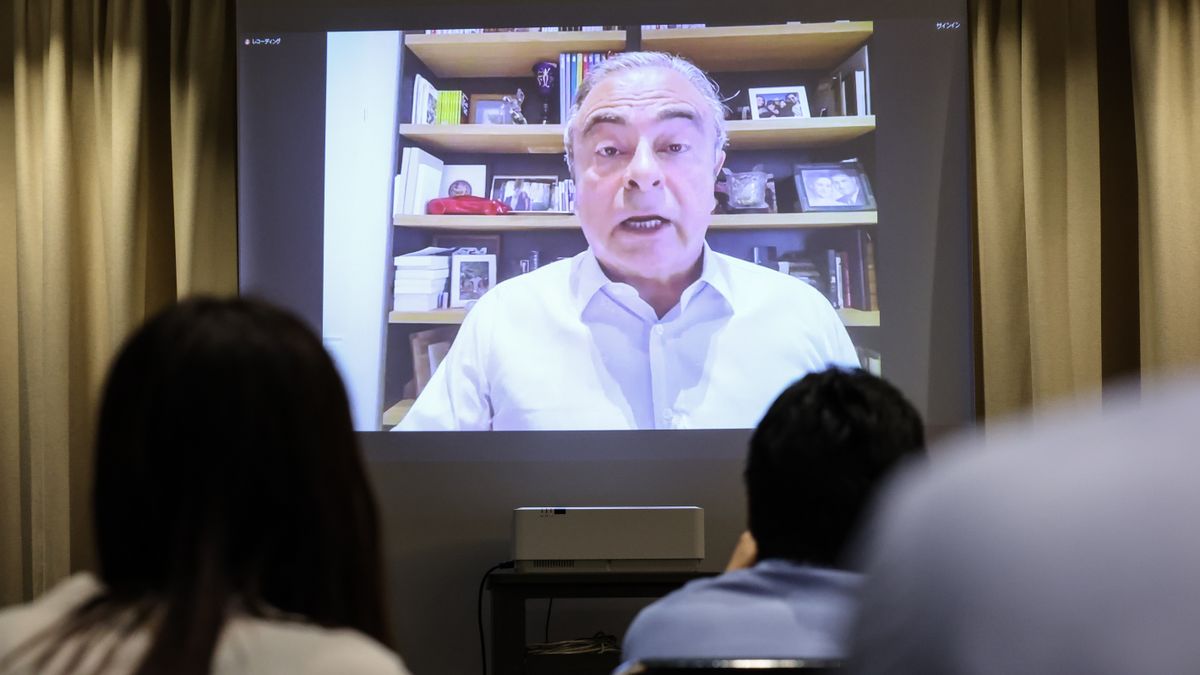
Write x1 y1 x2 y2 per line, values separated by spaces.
218 616 411 675
0 574 102 651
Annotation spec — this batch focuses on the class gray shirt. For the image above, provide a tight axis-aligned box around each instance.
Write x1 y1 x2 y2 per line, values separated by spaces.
622 559 860 662
850 379 1200 675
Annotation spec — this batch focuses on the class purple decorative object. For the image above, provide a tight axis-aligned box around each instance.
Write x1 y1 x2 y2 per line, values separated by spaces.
533 61 558 124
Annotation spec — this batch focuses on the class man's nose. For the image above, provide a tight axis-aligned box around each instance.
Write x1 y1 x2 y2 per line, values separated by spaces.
624 140 663 191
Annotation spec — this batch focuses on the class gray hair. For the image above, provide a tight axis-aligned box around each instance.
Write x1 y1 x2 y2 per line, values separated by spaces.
562 51 730 176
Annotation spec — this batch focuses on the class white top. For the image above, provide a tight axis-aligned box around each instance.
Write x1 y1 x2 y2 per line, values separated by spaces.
398 245 859 431
0 574 410 675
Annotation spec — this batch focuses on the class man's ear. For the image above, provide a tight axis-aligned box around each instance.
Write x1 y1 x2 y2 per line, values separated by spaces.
713 149 727 178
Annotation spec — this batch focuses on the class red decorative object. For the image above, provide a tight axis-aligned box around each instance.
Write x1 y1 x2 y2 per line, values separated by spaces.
425 195 512 215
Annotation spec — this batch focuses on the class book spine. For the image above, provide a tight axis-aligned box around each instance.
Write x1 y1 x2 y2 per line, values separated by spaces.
839 251 852 308
560 52 568 121
826 249 841 308
866 232 878 310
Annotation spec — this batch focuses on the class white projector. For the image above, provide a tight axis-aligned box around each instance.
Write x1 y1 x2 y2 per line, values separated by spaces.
512 506 704 573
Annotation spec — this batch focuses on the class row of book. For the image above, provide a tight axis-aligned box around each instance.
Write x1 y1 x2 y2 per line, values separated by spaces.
393 252 451 312
811 45 871 117
412 75 469 125
775 232 877 311
436 90 468 124
395 147 491 216
551 179 576 213
559 52 613 121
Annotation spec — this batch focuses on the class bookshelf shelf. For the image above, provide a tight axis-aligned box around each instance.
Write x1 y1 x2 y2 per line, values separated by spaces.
404 30 626 78
398 124 566 154
393 212 877 231
398 117 874 154
725 116 876 149
641 22 874 72
838 308 880 327
388 309 468 324
382 399 415 427
403 23 872 79
389 307 877 327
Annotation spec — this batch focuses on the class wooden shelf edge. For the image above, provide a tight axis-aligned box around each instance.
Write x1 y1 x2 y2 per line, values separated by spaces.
838 309 880 327
389 309 467 324
393 212 877 230
390 307 877 327
382 399 415 427
398 117 874 153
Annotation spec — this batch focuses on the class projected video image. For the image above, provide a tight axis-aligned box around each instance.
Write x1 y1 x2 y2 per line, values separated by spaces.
321 23 884 431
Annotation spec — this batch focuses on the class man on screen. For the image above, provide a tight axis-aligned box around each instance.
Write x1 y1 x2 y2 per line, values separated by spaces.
397 52 858 431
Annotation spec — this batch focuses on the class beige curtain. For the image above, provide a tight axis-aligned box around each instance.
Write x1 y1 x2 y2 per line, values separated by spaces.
972 0 1105 418
1130 0 1200 373
1 0 21 605
1 0 236 605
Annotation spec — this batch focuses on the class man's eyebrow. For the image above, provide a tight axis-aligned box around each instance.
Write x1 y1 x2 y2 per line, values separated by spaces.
580 105 704 138
581 112 625 138
656 106 702 128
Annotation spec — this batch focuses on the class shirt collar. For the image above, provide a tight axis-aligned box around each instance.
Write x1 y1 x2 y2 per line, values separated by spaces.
570 242 735 318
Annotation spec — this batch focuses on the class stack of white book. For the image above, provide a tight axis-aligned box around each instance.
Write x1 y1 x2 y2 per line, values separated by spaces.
394 253 450 312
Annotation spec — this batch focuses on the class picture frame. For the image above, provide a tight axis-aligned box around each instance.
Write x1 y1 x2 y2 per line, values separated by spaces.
469 94 513 125
432 234 502 258
450 254 497 308
490 175 560 213
749 86 811 120
793 162 877 212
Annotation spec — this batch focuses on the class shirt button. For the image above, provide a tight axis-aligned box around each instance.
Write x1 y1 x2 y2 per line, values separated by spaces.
653 325 665 335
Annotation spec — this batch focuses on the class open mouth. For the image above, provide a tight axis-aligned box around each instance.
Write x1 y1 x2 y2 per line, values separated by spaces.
620 216 670 232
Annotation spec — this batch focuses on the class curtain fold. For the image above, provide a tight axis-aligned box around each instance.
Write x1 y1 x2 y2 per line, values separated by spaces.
1130 0 1200 374
4 0 236 603
971 0 1104 418
1 0 23 605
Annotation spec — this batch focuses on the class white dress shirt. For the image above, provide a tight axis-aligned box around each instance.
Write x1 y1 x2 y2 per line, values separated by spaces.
397 244 859 431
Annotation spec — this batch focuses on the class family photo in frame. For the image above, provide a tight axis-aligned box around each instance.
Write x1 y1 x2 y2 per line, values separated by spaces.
451 254 497 308
490 176 558 212
750 86 811 119
468 94 513 125
793 162 877 211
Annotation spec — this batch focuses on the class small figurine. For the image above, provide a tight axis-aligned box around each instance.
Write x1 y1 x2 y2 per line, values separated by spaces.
503 88 528 125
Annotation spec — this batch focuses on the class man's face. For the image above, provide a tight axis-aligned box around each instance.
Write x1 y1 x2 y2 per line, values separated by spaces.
812 176 835 199
832 173 857 195
570 67 726 282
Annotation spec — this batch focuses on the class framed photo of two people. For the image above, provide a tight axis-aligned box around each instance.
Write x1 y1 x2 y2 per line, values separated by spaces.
794 162 877 212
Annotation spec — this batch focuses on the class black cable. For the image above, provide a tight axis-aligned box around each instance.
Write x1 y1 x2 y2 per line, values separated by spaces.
544 598 553 643
478 560 514 675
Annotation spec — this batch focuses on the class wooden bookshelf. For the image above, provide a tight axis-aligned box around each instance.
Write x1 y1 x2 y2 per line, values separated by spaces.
393 212 877 231
398 117 874 154
403 23 872 79
404 30 626 78
641 22 873 72
389 307 878 327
